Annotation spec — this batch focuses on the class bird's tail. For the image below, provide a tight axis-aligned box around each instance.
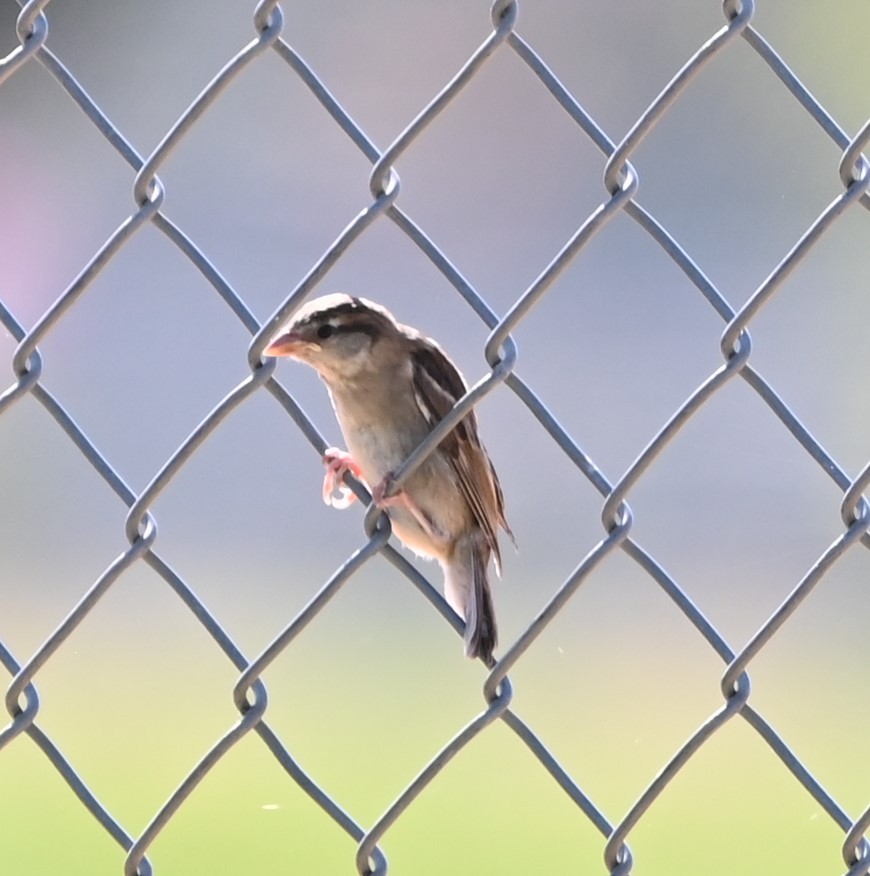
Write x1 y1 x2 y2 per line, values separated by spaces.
443 536 498 662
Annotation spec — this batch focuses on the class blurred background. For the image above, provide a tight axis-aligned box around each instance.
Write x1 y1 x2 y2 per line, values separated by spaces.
2 0 870 873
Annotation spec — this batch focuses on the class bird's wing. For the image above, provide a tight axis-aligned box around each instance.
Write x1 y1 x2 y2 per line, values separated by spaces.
410 338 513 569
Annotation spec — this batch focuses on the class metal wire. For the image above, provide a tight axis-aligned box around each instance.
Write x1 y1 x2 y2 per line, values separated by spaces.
2 1 870 873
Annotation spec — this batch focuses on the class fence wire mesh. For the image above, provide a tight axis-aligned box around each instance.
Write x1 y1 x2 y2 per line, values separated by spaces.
2 0 870 873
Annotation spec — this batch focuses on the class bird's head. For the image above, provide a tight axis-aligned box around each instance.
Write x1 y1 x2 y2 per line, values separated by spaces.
264 293 408 384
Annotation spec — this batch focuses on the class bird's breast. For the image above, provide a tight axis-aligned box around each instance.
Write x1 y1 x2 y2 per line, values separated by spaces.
343 422 414 486
327 383 472 559
329 382 426 484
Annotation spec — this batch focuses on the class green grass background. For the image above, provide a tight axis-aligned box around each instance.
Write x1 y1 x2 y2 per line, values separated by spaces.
1 584 864 875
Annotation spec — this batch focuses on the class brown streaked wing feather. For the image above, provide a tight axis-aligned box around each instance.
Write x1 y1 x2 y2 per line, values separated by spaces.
410 342 469 433
410 340 511 567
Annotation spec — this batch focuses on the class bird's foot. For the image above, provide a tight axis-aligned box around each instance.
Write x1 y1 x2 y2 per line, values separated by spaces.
372 472 448 543
371 471 399 508
322 447 362 509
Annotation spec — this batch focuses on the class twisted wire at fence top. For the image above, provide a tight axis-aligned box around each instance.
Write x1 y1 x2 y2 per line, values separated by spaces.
2 1 870 874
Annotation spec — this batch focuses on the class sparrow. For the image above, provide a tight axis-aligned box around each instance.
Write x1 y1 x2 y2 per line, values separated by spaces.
264 293 512 662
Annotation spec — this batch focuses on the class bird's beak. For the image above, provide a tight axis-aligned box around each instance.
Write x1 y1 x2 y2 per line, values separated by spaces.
264 330 305 358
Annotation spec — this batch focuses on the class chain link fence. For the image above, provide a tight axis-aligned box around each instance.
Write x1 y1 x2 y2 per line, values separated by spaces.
2 0 870 873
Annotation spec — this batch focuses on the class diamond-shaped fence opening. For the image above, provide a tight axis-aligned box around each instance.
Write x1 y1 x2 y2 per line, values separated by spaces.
3 1 870 874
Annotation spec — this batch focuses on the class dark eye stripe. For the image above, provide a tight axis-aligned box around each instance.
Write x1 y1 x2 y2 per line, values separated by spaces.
336 322 380 340
309 317 382 341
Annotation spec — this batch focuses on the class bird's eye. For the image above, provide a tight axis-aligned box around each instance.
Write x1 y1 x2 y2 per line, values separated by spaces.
316 324 334 340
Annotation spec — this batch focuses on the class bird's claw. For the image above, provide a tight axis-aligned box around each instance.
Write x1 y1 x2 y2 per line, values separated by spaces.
371 472 448 544
371 471 399 507
322 447 361 510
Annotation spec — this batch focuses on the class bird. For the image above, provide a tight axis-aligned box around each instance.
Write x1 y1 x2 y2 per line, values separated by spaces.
264 293 513 662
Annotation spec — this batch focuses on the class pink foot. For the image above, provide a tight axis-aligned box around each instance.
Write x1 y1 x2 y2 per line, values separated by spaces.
371 472 447 543
371 471 398 507
322 447 363 509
